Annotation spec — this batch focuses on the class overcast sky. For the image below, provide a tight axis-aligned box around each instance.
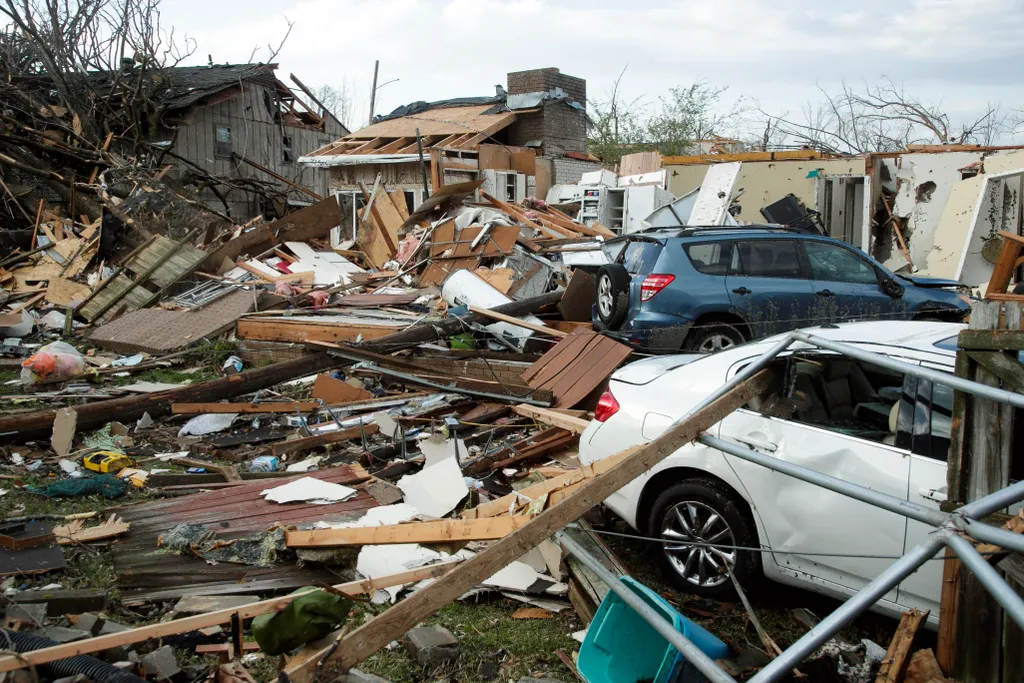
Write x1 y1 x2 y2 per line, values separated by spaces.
160 0 1024 138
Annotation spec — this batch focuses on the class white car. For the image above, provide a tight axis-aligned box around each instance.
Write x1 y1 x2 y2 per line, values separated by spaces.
579 321 976 624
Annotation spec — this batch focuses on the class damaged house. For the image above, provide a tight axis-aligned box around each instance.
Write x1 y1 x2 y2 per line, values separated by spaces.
300 67 601 235
150 63 349 220
663 145 1024 290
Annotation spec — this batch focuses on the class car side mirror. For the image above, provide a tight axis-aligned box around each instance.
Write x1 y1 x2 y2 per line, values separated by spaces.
880 276 904 298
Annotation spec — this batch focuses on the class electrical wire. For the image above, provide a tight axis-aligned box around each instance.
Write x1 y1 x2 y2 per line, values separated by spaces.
570 523 1004 562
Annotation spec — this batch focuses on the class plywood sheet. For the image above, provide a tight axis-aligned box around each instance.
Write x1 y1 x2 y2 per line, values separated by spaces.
521 328 632 408
45 277 91 307
87 289 256 354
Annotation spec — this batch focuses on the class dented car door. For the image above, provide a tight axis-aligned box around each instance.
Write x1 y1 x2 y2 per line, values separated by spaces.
718 403 911 599
725 240 817 338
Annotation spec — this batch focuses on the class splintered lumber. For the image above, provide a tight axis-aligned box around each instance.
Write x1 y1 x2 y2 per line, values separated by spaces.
53 515 129 545
876 609 929 683
0 352 347 443
513 405 591 434
360 290 563 354
905 649 949 683
0 561 462 673
281 368 775 682
467 304 569 338
270 424 380 457
171 402 319 415
285 516 532 547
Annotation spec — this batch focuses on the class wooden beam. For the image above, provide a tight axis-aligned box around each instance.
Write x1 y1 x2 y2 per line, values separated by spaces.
282 368 775 682
512 405 591 434
662 150 824 165
270 424 380 457
875 609 929 683
466 304 568 338
285 516 532 547
233 154 323 201
171 402 320 415
0 561 463 673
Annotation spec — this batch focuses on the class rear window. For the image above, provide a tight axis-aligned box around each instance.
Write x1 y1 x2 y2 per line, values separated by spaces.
735 240 804 279
685 241 735 275
621 241 663 275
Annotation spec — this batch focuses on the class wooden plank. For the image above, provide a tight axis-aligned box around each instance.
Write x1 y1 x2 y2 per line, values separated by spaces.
936 548 961 675
284 516 531 547
281 368 775 682
359 180 399 256
270 424 380 457
388 190 410 221
905 649 948 683
467 304 568 338
957 329 1024 350
53 515 129 545
0 561 462 672
236 318 402 344
311 374 372 404
512 405 590 434
171 402 319 415
662 149 824 165
875 609 928 683
521 330 595 385
478 144 511 171
953 302 1016 683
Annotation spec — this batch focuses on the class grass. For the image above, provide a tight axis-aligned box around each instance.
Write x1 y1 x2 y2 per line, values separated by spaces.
360 598 582 683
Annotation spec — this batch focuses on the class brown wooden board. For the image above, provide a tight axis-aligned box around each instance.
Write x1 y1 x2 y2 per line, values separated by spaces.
236 316 406 344
418 258 480 287
521 329 632 408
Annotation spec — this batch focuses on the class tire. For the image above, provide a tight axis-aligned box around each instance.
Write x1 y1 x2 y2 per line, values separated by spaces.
595 264 631 329
647 478 759 599
683 322 744 353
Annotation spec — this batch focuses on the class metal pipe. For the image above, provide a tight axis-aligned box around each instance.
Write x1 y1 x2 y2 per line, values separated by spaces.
956 517 1024 555
698 435 949 528
749 534 947 683
555 531 737 683
957 479 1024 519
946 533 1024 631
792 331 1024 410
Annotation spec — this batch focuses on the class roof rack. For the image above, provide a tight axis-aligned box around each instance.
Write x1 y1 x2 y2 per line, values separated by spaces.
672 224 817 237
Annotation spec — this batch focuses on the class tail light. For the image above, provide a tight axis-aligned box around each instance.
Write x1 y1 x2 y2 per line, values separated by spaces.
640 274 676 302
594 389 620 422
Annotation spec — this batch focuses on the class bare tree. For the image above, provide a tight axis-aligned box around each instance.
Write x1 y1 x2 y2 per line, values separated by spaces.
0 0 196 145
312 82 356 130
762 77 1009 154
587 66 649 164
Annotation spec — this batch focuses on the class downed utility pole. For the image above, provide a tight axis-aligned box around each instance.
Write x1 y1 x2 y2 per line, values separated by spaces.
281 366 776 683
0 291 563 442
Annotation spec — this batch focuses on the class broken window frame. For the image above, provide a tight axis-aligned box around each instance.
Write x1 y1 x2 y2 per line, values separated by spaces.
214 125 232 158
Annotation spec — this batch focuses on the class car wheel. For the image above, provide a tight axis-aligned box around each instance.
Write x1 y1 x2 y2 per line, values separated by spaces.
647 478 759 598
684 323 744 353
595 264 631 329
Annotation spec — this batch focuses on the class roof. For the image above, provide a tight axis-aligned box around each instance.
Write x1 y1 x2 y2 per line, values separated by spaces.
159 63 279 109
307 102 518 159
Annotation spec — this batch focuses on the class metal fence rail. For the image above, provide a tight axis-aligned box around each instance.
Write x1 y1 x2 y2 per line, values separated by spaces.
573 329 1024 683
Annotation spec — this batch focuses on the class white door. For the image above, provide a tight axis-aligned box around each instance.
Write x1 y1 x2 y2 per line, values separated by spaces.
719 357 912 598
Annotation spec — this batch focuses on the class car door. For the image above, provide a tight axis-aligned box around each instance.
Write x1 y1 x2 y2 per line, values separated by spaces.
718 356 911 599
800 240 909 325
725 239 816 338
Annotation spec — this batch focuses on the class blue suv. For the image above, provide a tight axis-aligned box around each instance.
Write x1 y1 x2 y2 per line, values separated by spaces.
592 226 971 353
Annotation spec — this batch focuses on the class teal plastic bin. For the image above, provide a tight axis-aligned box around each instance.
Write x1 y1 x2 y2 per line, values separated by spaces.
577 577 729 683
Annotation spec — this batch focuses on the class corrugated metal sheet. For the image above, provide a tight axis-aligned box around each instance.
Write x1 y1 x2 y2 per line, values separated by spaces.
112 464 375 603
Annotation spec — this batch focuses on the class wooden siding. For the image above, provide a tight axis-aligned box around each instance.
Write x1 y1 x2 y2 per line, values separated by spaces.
165 84 344 221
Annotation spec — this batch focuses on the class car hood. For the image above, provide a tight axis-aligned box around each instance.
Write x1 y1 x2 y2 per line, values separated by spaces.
610 353 706 385
896 274 963 288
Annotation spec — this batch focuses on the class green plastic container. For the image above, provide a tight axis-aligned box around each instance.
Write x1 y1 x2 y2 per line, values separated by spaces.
578 576 729 683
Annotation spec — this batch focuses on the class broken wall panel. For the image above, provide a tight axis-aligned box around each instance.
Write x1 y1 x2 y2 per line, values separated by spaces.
87 289 258 354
